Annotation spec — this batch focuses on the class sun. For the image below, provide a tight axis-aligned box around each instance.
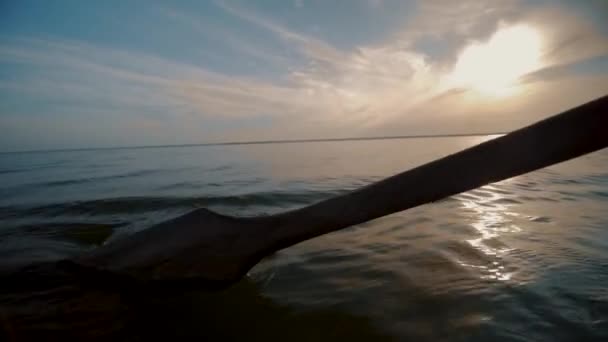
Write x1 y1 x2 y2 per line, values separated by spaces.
448 25 543 97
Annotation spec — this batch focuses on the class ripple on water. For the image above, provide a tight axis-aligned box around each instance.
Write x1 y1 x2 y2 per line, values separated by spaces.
1 141 607 341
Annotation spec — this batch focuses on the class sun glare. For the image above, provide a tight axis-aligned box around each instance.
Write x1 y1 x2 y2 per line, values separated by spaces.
449 25 543 97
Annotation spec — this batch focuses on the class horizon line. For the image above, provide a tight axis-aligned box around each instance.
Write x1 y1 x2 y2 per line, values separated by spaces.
0 132 507 155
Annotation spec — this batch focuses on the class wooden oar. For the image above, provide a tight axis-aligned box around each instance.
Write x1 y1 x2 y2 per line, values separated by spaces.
74 95 608 289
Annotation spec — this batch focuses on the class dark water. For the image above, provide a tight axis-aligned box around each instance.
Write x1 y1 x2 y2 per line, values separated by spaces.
1 137 607 341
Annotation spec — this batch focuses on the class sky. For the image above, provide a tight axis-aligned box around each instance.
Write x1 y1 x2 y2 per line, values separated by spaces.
1 0 607 152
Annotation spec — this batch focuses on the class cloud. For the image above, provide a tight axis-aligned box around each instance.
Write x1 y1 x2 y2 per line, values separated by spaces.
211 1 607 124
522 6 608 67
0 34 369 150
210 1 445 124
163 9 292 69
1 0 607 151
368 0 383 9
398 0 521 43
0 37 297 119
214 0 345 65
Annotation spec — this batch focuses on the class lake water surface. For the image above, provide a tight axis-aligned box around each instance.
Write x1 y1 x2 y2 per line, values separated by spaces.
1 136 607 341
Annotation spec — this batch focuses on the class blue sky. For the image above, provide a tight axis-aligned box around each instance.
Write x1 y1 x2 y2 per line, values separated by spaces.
1 0 607 151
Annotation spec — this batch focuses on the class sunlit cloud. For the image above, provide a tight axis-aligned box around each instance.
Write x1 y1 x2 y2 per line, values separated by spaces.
446 24 543 97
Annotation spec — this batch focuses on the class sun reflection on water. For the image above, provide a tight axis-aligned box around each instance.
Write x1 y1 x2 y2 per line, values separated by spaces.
456 184 522 282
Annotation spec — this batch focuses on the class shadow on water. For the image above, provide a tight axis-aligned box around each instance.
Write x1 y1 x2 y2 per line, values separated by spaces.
0 274 391 341
0 222 390 341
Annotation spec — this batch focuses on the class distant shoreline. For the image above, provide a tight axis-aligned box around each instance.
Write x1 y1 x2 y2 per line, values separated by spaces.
0 132 506 155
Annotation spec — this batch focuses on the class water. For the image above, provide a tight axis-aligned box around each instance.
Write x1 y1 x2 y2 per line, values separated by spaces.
1 137 607 341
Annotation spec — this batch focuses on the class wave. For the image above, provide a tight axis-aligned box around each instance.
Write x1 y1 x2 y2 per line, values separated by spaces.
29 169 165 188
0 189 349 219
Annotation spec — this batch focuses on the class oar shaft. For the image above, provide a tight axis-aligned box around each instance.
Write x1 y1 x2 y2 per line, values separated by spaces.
270 95 608 249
